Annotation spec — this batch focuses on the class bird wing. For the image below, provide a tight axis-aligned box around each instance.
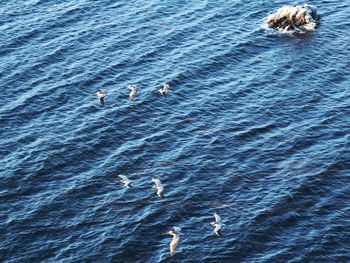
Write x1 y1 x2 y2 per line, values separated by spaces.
170 239 177 256
215 223 222 231
118 174 127 181
130 88 137 96
215 227 222 237
173 226 181 233
214 213 222 223
158 183 164 193
152 178 161 186
124 178 131 184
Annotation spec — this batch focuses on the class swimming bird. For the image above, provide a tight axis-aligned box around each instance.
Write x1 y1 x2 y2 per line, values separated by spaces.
166 226 181 256
96 89 106 105
127 85 137 102
210 212 223 237
118 174 132 188
151 177 164 198
158 83 170 96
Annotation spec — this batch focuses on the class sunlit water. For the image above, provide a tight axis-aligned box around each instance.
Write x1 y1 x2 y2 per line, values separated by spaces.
1 0 349 262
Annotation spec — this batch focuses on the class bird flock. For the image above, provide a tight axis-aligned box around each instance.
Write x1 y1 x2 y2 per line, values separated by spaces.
98 83 222 257
94 83 170 106
117 174 223 257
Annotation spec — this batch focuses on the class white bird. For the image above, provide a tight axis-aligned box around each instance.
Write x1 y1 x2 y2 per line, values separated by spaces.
96 89 106 105
127 85 137 102
158 83 170 96
118 174 132 188
166 226 181 256
210 212 223 237
151 177 164 198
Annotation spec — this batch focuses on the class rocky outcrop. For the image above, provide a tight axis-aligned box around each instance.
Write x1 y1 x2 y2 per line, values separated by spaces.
266 4 320 32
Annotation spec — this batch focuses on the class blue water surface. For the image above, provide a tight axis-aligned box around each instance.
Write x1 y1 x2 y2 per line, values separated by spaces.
1 0 349 262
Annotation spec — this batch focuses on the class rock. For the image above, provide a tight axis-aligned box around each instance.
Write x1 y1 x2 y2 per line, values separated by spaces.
266 4 320 32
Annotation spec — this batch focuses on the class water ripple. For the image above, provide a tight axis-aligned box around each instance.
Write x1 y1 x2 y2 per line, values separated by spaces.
1 0 349 262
